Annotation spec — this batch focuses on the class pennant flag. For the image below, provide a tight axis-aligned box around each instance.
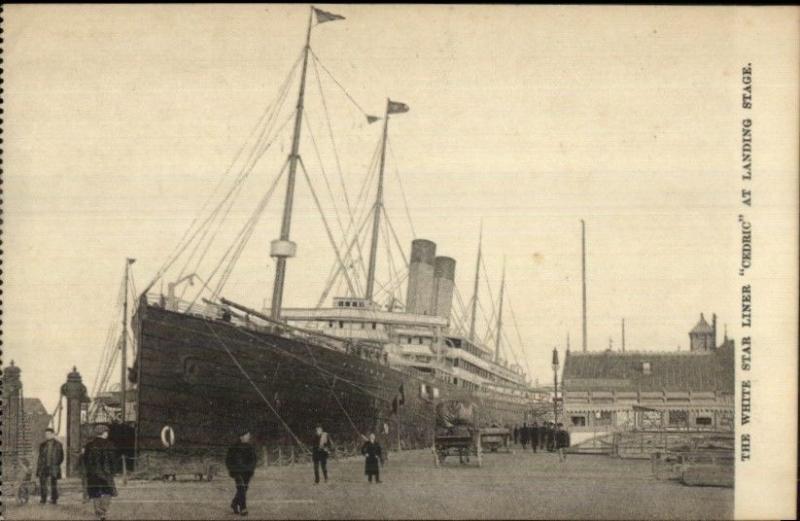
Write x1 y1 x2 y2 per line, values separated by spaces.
314 7 345 24
366 115 381 124
387 100 410 114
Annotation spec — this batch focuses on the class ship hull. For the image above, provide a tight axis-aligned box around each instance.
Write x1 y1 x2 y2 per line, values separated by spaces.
132 302 531 456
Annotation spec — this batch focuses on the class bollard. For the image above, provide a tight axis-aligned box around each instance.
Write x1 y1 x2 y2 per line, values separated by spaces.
263 446 269 467
290 445 295 465
278 446 283 466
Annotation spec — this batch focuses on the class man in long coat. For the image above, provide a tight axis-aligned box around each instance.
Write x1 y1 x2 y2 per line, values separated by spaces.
83 424 117 521
519 422 530 450
529 421 540 453
36 427 65 504
360 433 384 483
225 429 257 516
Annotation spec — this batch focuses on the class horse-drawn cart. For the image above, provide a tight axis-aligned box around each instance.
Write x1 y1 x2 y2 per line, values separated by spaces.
434 426 483 467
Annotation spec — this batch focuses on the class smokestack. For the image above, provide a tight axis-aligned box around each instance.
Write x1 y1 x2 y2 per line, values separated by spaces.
406 239 436 315
433 256 456 320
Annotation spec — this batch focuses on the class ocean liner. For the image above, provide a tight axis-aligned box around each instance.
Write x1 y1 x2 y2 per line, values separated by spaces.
90 6 542 459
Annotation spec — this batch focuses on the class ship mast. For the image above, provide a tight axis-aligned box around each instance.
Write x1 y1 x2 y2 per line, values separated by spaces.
270 7 322 321
494 257 505 363
468 223 482 341
121 257 135 423
364 100 391 302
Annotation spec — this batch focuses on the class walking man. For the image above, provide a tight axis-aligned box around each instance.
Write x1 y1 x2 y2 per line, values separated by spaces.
529 421 539 453
84 424 117 521
556 423 571 462
360 433 384 483
519 422 529 450
225 429 257 516
36 427 64 505
312 424 333 484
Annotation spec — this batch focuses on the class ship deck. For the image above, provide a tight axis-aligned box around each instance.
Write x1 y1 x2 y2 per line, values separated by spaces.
4 446 732 520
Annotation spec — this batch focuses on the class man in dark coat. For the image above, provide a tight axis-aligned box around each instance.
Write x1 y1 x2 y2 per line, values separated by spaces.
360 433 384 483
529 421 540 453
225 429 257 516
556 423 571 462
312 424 332 484
519 422 529 450
84 424 117 521
546 422 556 451
36 427 64 504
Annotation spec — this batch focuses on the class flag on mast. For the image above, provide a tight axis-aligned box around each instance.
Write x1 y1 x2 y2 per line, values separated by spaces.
387 100 410 114
313 7 345 24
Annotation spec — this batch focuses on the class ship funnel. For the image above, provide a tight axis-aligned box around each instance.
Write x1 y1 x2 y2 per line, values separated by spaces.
406 239 436 315
433 256 456 321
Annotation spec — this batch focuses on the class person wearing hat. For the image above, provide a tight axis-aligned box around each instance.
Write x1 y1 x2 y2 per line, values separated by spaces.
555 422 571 462
36 427 64 505
83 424 117 521
312 424 333 484
225 428 257 516
360 433 385 483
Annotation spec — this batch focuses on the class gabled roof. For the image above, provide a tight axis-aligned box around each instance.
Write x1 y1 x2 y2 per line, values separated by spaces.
562 341 733 393
690 314 714 334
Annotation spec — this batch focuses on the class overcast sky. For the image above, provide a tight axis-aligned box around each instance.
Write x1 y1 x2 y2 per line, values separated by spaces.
5 5 796 412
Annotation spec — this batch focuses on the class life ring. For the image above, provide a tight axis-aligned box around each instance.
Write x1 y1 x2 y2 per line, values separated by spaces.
160 425 175 448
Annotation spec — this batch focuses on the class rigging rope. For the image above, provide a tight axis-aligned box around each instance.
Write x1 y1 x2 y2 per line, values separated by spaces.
309 49 371 117
187 159 289 309
202 321 310 452
143 50 304 295
298 157 358 296
178 109 297 303
387 137 417 239
311 55 356 229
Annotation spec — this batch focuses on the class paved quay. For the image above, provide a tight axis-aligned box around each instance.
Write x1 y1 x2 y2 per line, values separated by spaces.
4 449 732 520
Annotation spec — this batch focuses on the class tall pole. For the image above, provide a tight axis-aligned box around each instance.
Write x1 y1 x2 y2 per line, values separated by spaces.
469 222 482 342
365 101 391 302
552 347 560 423
270 8 314 321
121 258 132 424
581 219 587 352
494 258 505 363
621 318 626 352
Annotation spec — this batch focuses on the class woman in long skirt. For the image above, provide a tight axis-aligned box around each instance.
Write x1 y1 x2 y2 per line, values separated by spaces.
360 433 384 483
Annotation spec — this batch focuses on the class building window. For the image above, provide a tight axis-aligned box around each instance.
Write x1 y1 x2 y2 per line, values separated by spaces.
642 362 652 375
695 416 713 427
571 416 586 427
372 322 377 330
668 410 688 426
339 321 344 328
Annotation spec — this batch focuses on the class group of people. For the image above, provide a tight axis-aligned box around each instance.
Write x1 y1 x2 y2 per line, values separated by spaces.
31 424 118 521
513 421 570 461
225 424 385 516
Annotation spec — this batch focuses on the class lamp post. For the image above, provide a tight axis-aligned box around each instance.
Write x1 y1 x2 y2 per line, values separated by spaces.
552 347 560 423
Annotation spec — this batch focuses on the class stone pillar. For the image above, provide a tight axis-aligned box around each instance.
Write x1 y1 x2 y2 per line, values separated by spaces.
3 361 23 474
60 366 89 478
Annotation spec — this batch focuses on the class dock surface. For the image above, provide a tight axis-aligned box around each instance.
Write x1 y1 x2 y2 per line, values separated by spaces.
4 449 733 520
